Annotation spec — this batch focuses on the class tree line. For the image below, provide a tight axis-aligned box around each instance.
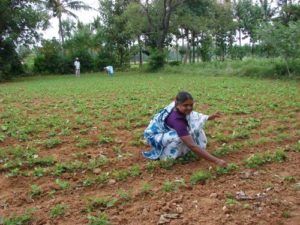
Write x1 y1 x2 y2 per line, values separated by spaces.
1 0 300 80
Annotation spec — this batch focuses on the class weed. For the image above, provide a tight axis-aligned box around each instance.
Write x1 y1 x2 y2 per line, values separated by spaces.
112 169 129 181
117 189 132 202
44 138 61 148
30 184 42 197
6 168 20 177
50 204 68 217
87 197 117 212
130 165 141 177
178 151 199 164
55 179 70 190
141 182 153 195
291 141 300 152
281 210 291 218
145 161 159 173
225 198 239 206
273 149 287 162
87 213 111 225
283 176 296 183
88 156 108 170
2 210 33 225
33 167 47 177
30 156 56 167
82 178 95 187
244 152 273 168
98 135 113 144
162 180 176 192
232 129 250 140
216 163 239 176
190 170 214 185
95 172 110 184
76 138 92 148
159 158 176 170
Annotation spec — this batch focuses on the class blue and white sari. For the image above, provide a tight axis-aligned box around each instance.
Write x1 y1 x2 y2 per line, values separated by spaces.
143 102 209 160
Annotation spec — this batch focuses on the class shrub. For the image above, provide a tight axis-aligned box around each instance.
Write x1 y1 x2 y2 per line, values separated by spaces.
147 48 167 71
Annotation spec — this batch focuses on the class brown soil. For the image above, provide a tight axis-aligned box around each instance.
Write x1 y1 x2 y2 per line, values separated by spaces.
0 112 299 225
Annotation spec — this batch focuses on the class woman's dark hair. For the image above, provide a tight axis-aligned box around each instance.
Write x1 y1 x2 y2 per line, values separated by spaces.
175 91 193 106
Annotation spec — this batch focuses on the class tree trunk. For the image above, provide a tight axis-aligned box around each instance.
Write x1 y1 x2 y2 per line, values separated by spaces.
138 36 143 67
183 29 189 64
284 58 291 77
192 31 195 63
58 14 64 46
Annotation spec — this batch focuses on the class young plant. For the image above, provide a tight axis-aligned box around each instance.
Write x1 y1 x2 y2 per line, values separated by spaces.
55 179 70 190
225 197 239 207
117 189 132 202
87 197 117 212
129 165 141 177
44 138 61 149
2 210 34 225
98 135 113 144
112 169 129 181
33 167 47 177
159 158 176 170
162 180 175 192
291 141 300 152
190 170 214 185
145 161 159 173
50 204 68 217
283 176 296 183
95 172 110 184
87 213 111 225
30 184 42 198
141 182 153 196
216 163 239 176
88 156 108 170
76 138 92 148
82 177 95 187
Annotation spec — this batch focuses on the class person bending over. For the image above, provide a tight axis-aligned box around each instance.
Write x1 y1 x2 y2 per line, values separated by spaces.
143 91 227 167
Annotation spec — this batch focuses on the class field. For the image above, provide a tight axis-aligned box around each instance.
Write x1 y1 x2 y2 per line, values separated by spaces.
0 72 299 225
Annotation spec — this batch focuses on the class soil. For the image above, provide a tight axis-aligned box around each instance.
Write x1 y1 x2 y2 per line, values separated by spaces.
0 112 299 225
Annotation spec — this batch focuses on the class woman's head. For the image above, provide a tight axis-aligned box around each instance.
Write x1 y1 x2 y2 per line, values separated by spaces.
175 91 194 115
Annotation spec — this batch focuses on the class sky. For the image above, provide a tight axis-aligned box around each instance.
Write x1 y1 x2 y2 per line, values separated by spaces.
41 0 99 40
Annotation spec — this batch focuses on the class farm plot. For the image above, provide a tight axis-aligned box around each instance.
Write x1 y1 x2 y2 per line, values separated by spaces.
0 73 299 225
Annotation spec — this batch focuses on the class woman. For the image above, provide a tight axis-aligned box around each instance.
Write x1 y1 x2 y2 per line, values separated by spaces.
143 91 227 167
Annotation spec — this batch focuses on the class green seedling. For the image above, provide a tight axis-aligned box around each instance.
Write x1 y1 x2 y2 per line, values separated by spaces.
30 184 42 197
87 213 111 225
129 165 141 177
216 163 239 176
55 179 70 190
50 204 68 217
87 197 117 212
190 170 214 185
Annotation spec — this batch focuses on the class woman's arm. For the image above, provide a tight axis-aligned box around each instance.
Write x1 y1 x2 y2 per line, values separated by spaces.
208 112 221 120
180 135 227 167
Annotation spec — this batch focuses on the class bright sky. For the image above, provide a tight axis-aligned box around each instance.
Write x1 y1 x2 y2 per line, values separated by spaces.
41 0 99 40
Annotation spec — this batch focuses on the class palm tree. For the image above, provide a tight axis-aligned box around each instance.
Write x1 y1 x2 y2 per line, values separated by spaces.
45 0 93 45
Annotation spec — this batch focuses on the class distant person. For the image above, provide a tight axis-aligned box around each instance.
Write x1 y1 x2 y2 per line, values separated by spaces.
143 91 227 167
74 58 80 77
104 65 114 77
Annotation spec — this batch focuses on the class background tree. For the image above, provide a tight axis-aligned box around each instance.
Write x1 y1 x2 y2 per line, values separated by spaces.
0 0 48 80
139 0 185 69
44 0 92 46
259 21 300 76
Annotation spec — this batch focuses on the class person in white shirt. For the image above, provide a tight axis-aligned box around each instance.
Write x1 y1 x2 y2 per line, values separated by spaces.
104 65 114 77
74 58 80 77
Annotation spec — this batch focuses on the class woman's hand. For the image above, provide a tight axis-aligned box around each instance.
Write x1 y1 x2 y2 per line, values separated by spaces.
215 159 228 167
208 112 221 120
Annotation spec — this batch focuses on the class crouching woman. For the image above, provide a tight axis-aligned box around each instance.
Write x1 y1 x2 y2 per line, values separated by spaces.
143 91 227 167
